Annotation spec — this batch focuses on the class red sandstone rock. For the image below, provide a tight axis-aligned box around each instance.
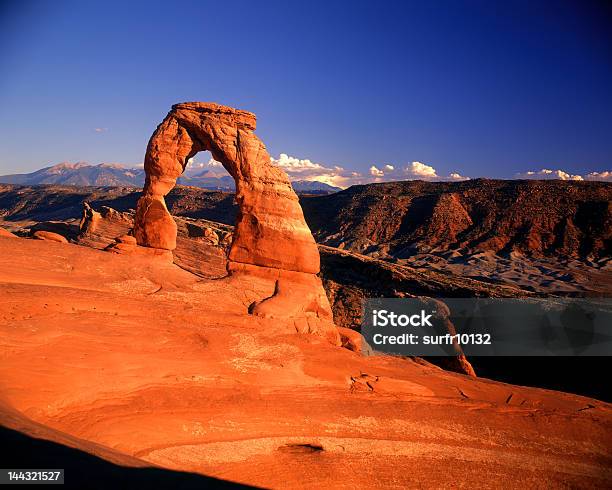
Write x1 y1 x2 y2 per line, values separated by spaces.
79 202 101 235
134 102 338 343
201 227 219 245
0 227 17 238
32 230 68 243
104 234 172 263
106 242 136 253
229 261 340 345
78 203 134 250
302 179 612 260
116 234 136 245
134 102 320 274
1 238 610 488
337 327 372 354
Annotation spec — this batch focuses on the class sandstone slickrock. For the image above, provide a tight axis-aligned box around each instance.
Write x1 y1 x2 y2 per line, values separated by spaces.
31 230 68 243
105 234 138 254
116 234 136 245
77 201 476 370
1 237 611 488
105 234 137 251
134 102 338 343
0 227 17 238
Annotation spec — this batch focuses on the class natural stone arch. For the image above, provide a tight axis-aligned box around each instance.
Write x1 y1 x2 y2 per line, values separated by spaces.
134 102 339 344
134 102 319 274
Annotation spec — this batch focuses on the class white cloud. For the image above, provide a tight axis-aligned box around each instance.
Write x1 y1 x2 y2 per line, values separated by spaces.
270 153 363 188
365 160 467 182
160 152 472 188
516 168 612 182
184 152 360 188
407 161 438 178
369 165 385 177
515 168 612 182
103 154 472 188
585 171 612 182
272 153 326 173
268 154 470 187
94 128 108 133
448 172 469 181
186 156 221 169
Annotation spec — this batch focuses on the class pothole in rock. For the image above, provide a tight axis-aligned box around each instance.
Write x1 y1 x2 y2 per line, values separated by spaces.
278 443 325 454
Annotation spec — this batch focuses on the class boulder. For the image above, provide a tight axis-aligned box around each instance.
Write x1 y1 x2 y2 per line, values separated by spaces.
338 327 373 355
32 230 68 243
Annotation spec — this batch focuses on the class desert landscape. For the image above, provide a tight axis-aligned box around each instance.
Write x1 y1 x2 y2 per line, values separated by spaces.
2 2 612 488
0 102 611 488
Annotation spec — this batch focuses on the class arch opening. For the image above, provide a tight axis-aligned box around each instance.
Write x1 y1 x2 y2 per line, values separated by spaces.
179 151 236 193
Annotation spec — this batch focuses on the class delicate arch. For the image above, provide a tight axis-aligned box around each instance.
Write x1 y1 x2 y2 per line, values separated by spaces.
134 102 320 274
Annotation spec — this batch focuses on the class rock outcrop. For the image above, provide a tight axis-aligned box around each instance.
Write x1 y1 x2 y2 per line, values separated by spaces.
134 102 338 343
79 202 101 235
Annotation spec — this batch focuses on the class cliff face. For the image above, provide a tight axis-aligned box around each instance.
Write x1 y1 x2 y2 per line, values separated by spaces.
301 179 612 260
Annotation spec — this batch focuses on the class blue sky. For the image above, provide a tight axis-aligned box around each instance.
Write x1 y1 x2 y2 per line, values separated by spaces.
0 0 610 185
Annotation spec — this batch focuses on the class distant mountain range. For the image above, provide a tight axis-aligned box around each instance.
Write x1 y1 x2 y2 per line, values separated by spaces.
0 162 145 187
0 162 341 194
287 180 341 194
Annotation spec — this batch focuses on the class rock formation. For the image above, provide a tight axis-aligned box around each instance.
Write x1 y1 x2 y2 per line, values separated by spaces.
79 202 101 235
134 102 338 343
